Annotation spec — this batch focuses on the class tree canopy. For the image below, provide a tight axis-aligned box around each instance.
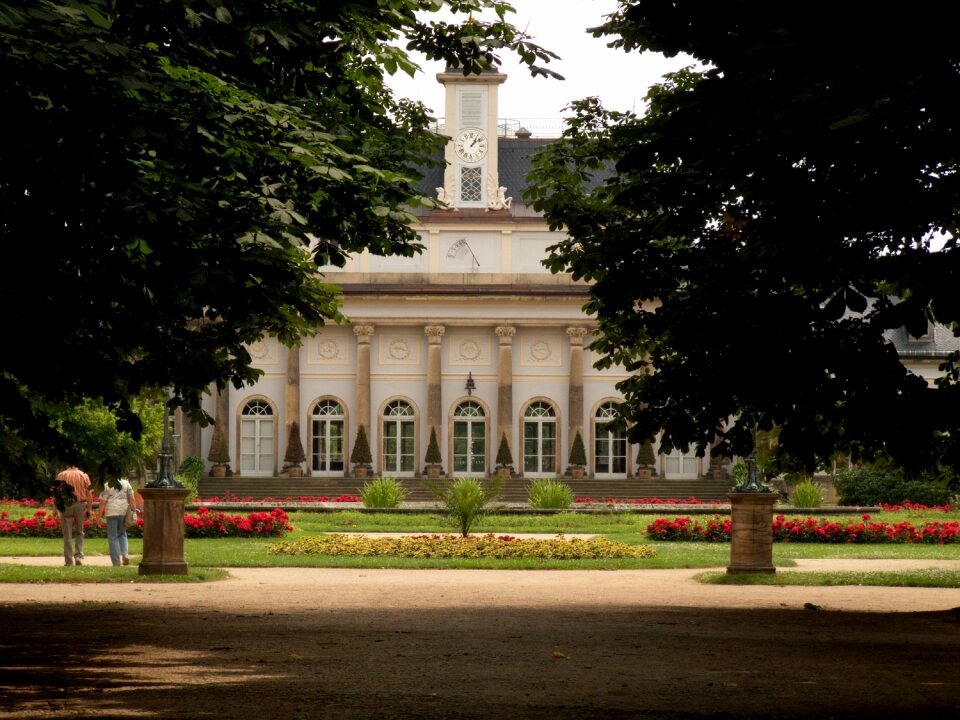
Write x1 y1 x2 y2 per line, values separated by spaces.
528 2 960 476
0 0 558 488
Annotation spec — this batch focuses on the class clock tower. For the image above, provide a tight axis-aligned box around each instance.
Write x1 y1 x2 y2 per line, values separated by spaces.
436 67 507 210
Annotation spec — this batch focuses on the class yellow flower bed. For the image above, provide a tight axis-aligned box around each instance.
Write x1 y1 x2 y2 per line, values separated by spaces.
268 533 656 560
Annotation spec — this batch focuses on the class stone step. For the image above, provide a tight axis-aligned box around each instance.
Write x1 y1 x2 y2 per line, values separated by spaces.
198 476 735 503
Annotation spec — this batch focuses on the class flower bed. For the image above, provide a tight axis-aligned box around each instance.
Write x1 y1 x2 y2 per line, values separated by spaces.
647 514 960 544
0 507 292 539
269 533 657 560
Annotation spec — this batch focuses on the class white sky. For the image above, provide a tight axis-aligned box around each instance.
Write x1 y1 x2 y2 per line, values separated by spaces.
387 0 692 123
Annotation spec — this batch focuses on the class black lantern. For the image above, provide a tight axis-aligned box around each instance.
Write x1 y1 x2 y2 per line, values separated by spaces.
465 372 476 396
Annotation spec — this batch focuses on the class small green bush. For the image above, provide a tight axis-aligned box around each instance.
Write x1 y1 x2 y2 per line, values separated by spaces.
361 477 407 508
732 462 748 487
528 478 574 509
425 476 503 536
790 478 823 508
568 431 587 467
834 468 953 506
495 433 513 467
175 455 204 502
351 425 373 465
425 427 442 465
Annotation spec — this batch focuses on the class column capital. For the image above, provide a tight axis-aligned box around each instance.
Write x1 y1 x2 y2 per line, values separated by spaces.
353 324 374 343
566 327 588 345
495 326 516 344
424 325 446 343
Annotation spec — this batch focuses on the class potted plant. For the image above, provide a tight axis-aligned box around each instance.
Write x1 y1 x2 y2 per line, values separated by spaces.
350 425 373 478
495 432 513 478
283 421 306 477
424 426 443 479
566 430 587 478
207 421 231 477
635 440 656 479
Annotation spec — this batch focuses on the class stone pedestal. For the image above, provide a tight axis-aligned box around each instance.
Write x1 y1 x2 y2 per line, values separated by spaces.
726 492 777 575
139 487 190 576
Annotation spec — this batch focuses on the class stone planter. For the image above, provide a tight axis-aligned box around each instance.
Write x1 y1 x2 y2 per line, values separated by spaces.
425 464 443 479
353 465 370 479
210 464 227 478
286 466 302 478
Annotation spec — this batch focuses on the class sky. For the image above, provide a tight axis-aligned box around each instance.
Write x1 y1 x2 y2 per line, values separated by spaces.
386 0 692 124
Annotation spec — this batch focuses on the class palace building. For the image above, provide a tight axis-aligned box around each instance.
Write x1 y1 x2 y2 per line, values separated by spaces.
184 67 950 500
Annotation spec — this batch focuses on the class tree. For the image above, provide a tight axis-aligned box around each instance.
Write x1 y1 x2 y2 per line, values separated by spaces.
528 3 960 477
0 1 559 493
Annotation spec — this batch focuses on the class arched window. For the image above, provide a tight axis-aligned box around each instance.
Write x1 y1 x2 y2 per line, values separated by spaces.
311 400 345 474
594 402 627 477
240 400 274 475
383 400 416 476
453 401 486 475
523 401 556 475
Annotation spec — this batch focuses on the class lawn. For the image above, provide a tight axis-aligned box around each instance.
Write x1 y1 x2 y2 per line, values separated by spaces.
3 503 959 584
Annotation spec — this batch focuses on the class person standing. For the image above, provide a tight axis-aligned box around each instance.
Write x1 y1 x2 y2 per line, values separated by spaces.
98 478 136 566
53 465 92 566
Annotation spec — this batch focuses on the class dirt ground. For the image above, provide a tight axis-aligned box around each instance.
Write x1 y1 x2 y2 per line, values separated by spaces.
1 554 959 719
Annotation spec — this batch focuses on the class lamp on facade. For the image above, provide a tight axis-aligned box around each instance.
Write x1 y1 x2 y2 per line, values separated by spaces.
465 372 476 396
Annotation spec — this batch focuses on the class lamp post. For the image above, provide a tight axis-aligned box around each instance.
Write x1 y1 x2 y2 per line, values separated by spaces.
140 388 188 575
726 422 776 574
148 389 183 488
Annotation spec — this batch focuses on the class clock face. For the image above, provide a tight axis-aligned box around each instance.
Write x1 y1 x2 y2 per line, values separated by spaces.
454 128 488 163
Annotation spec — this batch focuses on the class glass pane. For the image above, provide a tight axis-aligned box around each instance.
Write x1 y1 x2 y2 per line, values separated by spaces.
470 454 485 473
454 456 467 472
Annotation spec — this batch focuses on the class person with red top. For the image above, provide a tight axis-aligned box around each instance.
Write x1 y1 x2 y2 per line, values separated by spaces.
53 465 92 566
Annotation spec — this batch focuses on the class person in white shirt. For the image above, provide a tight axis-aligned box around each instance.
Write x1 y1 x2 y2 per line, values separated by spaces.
98 478 136 566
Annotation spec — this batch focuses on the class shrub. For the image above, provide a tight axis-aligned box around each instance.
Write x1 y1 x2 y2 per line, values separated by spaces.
175 455 204 503
790 479 824 508
568 431 587 466
425 476 503 537
528 478 574 509
207 422 230 465
731 462 748 487
495 433 513 467
636 441 655 466
834 468 953 506
361 477 407 508
350 425 373 465
283 422 306 467
425 427 442 464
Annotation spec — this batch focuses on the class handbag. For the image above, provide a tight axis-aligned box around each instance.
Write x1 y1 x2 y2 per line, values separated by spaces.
125 505 138 528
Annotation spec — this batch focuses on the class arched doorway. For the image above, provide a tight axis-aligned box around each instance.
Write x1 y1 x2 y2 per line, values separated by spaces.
239 399 274 475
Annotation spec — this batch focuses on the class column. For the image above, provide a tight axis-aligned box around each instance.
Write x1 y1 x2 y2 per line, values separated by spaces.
424 326 445 439
214 383 231 474
353 324 374 436
284 338 301 469
495 326 516 461
566 327 587 445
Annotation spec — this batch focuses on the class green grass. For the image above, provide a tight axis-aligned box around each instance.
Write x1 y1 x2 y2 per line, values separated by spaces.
697 568 960 588
3 507 960 584
0 563 227 583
